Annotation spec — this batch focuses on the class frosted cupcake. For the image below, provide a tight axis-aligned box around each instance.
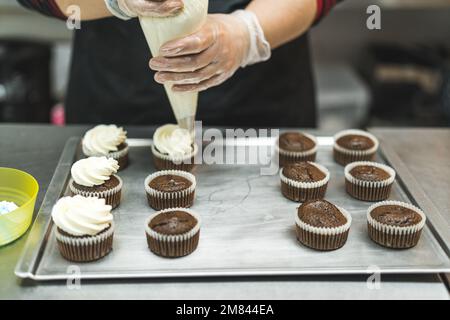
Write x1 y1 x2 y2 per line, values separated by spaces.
82 124 129 170
367 201 426 249
52 195 114 262
276 132 318 167
69 157 122 209
333 129 379 166
345 161 396 201
152 124 198 172
144 170 196 210
145 208 201 258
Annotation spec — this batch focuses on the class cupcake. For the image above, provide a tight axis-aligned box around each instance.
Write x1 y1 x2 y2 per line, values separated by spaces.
144 170 196 210
345 161 396 201
82 124 129 170
333 129 379 165
367 201 426 249
145 208 201 258
295 200 352 251
69 157 122 209
152 124 198 172
52 195 114 262
276 132 318 167
280 162 330 202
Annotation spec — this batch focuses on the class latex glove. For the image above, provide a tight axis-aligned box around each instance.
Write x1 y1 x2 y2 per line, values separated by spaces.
117 0 184 18
149 14 250 92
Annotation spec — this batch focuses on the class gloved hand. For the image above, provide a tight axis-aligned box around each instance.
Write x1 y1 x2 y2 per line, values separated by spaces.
117 0 184 18
149 14 250 92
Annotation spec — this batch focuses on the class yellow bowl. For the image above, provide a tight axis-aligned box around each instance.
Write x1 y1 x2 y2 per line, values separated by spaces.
0 167 39 246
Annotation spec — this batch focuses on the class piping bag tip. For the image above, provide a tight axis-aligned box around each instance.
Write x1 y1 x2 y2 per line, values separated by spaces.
177 115 196 138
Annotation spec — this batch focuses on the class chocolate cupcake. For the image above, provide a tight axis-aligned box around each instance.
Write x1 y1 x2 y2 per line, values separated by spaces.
276 132 318 167
295 200 352 251
82 124 129 170
367 201 426 249
144 170 196 210
345 161 396 201
280 162 330 202
152 124 198 172
333 129 379 165
145 208 201 258
69 157 122 209
52 195 114 262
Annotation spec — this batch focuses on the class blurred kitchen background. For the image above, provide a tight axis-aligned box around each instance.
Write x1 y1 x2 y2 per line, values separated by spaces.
0 0 449 129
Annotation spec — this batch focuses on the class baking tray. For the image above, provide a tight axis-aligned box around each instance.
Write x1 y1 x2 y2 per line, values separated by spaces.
15 136 450 280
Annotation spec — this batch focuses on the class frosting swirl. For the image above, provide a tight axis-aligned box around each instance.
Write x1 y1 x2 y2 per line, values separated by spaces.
153 124 193 158
52 195 113 236
71 157 119 187
82 125 127 156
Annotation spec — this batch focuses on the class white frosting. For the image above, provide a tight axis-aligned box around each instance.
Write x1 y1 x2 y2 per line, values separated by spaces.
71 157 119 187
52 195 113 236
82 125 127 156
0 201 19 215
153 124 194 158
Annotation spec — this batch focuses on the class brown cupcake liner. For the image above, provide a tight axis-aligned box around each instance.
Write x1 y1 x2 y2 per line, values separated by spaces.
151 144 198 172
146 230 200 258
367 201 426 249
345 180 392 202
145 208 201 258
333 129 379 166
55 223 114 262
281 181 328 202
367 223 423 249
295 225 350 251
146 192 195 210
280 162 330 202
294 206 352 251
144 170 196 210
333 149 376 166
69 175 123 209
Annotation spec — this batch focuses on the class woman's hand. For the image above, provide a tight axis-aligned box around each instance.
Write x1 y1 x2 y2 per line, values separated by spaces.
118 0 184 18
149 14 250 92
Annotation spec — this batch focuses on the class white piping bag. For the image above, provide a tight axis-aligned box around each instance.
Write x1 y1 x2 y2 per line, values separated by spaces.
139 0 209 134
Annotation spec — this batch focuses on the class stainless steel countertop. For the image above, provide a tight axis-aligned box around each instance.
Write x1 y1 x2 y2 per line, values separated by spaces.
0 124 449 300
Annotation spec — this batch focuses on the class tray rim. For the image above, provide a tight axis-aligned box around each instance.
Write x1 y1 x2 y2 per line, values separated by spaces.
14 136 450 281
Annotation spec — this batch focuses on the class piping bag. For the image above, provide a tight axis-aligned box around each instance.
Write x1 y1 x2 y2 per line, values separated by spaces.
139 0 209 135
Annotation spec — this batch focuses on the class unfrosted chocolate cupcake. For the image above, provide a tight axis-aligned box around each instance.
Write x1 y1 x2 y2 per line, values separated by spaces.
276 132 317 167
345 161 395 201
367 201 426 249
333 129 379 165
145 208 201 258
144 170 196 210
280 162 330 202
295 200 352 251
69 157 122 209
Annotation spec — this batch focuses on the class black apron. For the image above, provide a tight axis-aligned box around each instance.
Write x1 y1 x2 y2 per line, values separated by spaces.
65 0 317 128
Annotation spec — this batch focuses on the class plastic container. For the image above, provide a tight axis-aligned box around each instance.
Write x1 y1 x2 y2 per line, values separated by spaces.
0 167 39 246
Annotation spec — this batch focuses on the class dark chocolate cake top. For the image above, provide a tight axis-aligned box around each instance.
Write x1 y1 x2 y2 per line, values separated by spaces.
298 200 347 228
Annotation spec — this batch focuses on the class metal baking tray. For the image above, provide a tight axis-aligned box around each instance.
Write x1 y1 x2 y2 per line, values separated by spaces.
15 136 450 280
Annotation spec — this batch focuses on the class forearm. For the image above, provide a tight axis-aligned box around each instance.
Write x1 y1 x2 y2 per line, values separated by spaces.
246 0 317 49
55 0 112 20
